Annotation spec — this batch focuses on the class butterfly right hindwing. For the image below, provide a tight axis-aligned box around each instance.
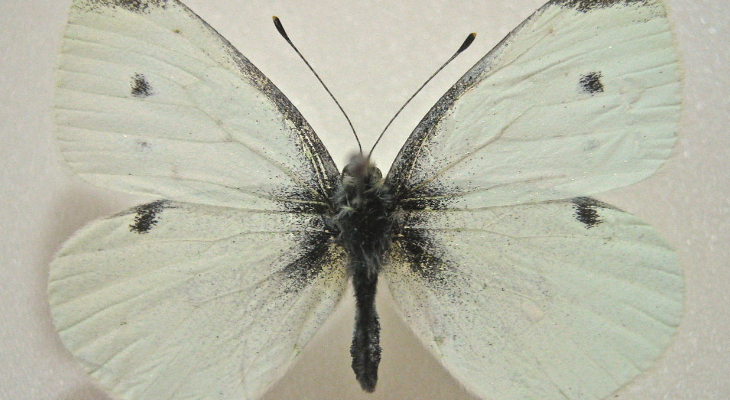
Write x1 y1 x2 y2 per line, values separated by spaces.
386 199 682 400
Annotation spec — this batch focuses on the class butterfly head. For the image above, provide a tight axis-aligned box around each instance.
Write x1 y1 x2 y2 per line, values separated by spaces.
341 154 384 192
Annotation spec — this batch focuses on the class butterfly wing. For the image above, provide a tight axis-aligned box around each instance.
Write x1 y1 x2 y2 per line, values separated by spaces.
387 0 681 209
384 1 682 399
385 199 682 400
51 1 347 399
56 0 339 209
49 201 346 400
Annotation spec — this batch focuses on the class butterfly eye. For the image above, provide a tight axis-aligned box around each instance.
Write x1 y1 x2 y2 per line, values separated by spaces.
368 167 383 186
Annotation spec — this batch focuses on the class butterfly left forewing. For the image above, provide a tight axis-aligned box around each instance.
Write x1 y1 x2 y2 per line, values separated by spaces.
49 201 347 400
56 0 339 209
384 199 682 400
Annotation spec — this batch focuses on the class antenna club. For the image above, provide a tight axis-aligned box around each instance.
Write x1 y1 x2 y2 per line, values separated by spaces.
273 15 291 42
457 32 477 54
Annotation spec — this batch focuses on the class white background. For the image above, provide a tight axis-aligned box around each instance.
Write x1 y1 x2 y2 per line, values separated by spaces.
1 0 728 399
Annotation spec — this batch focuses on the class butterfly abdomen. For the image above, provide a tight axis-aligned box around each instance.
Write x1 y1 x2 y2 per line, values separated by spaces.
332 155 395 392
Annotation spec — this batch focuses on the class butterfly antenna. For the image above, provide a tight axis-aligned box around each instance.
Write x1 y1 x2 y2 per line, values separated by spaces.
367 32 476 158
273 16 363 154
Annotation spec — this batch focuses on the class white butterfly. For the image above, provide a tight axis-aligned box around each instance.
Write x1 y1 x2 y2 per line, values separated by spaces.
49 0 683 399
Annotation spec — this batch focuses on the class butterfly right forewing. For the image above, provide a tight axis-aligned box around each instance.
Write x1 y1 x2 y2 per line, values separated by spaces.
387 0 681 209
385 198 682 400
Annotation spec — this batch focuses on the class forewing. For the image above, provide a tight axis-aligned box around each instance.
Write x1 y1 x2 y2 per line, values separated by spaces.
387 0 681 208
56 0 339 210
385 199 682 400
49 201 347 400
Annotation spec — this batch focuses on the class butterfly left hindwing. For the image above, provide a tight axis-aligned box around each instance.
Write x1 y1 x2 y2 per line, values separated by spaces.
50 201 346 399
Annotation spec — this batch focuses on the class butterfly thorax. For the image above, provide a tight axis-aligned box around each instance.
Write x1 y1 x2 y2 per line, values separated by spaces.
333 155 395 271
331 154 395 392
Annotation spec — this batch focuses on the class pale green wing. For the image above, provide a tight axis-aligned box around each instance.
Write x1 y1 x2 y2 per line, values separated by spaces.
385 199 682 400
49 201 346 400
56 0 339 210
387 0 681 209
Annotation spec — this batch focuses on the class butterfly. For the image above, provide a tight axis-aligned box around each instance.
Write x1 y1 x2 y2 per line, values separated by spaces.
49 0 684 399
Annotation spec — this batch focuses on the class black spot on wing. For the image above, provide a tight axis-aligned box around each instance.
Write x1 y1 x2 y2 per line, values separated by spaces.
130 200 169 234
572 197 608 228
553 0 650 13
131 73 153 98
135 140 152 151
580 71 604 94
